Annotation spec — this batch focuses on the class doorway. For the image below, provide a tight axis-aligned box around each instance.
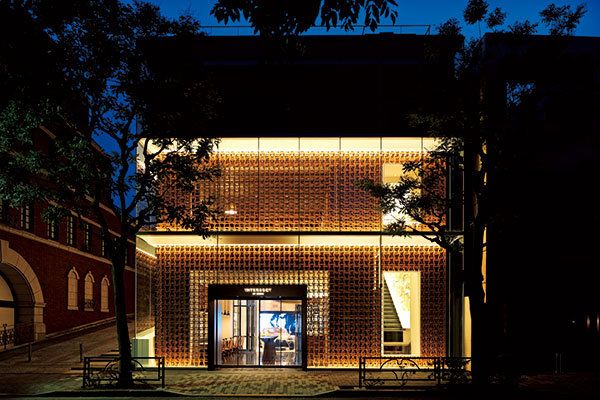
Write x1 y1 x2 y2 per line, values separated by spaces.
208 285 307 369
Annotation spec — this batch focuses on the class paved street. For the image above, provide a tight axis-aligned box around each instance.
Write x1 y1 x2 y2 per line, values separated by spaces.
0 325 360 397
1 325 599 398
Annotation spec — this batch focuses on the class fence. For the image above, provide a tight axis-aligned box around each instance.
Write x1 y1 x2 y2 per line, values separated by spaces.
359 356 471 388
1 323 35 350
82 356 165 388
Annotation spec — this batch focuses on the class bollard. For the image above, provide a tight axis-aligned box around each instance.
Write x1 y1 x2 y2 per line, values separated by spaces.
28 343 32 362
80 343 84 362
554 352 563 374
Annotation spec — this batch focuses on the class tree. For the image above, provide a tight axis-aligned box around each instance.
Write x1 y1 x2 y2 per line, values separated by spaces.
360 0 586 385
540 3 587 36
464 0 488 36
359 137 464 253
211 0 399 36
0 0 220 387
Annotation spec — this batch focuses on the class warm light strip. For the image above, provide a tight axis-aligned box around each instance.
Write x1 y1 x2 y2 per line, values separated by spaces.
136 248 157 259
139 137 445 156
212 137 442 153
137 234 440 247
138 241 438 245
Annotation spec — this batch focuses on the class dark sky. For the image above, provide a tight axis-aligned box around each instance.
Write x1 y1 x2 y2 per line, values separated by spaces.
147 0 600 38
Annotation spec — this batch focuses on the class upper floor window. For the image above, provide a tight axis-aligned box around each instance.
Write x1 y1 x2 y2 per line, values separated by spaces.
382 163 419 227
84 272 95 311
100 276 110 312
67 216 77 246
83 223 92 251
101 234 108 257
47 219 59 241
20 204 34 232
67 268 79 310
0 200 8 222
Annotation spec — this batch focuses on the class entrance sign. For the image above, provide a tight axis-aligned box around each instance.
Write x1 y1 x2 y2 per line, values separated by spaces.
244 287 272 296
208 284 306 299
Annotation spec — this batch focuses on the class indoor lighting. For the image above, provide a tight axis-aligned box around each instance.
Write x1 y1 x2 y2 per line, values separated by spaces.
224 204 238 216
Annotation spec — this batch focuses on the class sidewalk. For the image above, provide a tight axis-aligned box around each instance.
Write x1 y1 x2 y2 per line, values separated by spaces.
0 323 362 397
1 324 599 398
0 324 122 396
165 368 355 396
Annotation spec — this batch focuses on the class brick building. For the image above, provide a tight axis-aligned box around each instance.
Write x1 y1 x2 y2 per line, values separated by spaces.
0 127 136 348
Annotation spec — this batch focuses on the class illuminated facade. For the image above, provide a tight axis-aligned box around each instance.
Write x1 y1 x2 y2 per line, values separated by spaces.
136 137 461 368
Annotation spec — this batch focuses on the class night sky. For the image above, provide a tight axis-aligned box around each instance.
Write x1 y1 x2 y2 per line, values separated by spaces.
147 0 600 38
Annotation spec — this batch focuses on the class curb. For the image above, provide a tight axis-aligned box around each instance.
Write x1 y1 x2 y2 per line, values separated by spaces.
0 388 454 399
4 389 186 398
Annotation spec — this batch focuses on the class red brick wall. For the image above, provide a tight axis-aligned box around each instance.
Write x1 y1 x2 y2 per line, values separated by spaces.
0 228 135 335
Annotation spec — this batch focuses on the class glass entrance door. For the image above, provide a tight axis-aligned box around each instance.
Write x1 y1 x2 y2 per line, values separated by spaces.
214 298 302 367
258 299 302 366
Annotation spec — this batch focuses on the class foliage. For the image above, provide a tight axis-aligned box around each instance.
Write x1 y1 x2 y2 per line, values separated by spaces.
463 0 488 25
0 0 220 387
507 20 539 36
368 0 586 384
540 3 587 36
359 137 464 253
486 7 506 31
2 0 221 232
436 18 462 37
211 0 398 35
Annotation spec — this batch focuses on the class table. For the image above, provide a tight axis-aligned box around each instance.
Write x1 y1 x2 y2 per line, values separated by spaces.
260 336 278 365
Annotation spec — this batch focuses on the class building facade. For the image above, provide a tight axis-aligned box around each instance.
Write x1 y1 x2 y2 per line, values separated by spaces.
0 128 136 349
134 34 466 369
136 137 462 368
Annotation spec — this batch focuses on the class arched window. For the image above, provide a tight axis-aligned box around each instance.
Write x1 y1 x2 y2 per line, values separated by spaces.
84 272 95 311
67 268 79 310
0 273 15 329
101 276 110 312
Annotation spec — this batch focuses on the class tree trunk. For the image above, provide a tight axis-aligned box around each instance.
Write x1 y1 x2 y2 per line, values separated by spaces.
464 137 489 386
111 256 133 388
468 274 487 385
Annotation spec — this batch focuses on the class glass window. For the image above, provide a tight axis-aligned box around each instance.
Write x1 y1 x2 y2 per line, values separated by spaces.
67 216 77 246
101 276 110 312
382 271 421 356
381 163 419 227
67 268 79 310
83 223 92 251
84 272 95 311
47 219 59 241
0 200 8 222
101 234 108 257
20 204 33 231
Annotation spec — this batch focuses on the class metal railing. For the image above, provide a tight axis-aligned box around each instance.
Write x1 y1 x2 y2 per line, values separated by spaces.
199 24 432 36
82 356 165 388
84 299 95 311
1 323 35 350
359 356 471 388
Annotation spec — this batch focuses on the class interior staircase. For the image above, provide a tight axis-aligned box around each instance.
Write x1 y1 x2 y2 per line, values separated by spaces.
383 280 402 333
